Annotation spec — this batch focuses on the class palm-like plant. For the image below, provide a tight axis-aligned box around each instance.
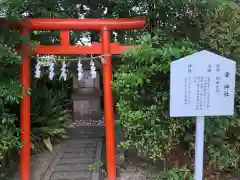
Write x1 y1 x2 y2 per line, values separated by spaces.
30 87 70 152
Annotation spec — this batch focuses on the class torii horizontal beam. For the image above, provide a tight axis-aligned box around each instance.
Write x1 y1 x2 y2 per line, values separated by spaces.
0 17 146 30
18 42 134 55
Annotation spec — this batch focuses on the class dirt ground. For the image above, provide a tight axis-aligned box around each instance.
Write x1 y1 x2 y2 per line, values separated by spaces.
117 162 158 180
115 161 239 180
115 151 160 180
103 151 159 180
110 150 240 180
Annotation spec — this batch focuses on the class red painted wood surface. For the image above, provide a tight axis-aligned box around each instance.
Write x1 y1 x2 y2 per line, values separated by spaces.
16 42 134 55
0 17 146 30
20 28 31 180
33 42 134 55
101 27 116 180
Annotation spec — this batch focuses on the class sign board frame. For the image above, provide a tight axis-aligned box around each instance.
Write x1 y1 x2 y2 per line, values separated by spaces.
170 50 236 117
170 50 236 180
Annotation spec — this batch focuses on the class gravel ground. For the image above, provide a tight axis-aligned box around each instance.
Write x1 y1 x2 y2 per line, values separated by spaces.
103 166 153 180
74 119 105 126
117 164 153 180
104 158 159 180
69 114 119 126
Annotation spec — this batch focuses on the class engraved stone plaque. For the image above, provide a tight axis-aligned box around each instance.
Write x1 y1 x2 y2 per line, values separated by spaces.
80 70 94 88
73 99 101 120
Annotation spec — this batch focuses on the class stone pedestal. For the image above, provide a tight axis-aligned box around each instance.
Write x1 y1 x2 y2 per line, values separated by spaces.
72 89 101 120
72 69 102 121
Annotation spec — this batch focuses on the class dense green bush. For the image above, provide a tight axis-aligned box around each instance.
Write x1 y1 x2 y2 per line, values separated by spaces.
157 167 194 180
0 0 72 169
0 31 22 170
113 32 198 160
113 1 240 175
200 2 240 171
0 113 21 168
202 1 240 60
29 86 70 152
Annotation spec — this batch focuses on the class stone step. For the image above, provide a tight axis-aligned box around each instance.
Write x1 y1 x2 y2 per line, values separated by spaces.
58 157 94 165
50 171 91 180
62 152 95 158
54 164 90 171
66 126 105 139
64 147 96 153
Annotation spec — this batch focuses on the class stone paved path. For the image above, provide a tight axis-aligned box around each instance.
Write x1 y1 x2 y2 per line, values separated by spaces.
42 138 103 180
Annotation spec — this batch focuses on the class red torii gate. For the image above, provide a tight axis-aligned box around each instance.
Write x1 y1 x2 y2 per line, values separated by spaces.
2 17 146 180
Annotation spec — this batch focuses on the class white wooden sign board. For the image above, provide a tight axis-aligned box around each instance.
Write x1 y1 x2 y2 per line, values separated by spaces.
170 50 236 117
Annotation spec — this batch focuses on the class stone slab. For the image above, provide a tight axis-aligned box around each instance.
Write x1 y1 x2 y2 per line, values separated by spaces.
50 171 91 179
91 141 104 180
65 141 97 147
66 139 101 144
66 126 105 139
62 152 95 158
55 164 90 171
64 147 96 153
58 158 94 165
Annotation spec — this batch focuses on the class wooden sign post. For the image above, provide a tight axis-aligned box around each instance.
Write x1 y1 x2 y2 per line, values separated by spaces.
170 50 236 180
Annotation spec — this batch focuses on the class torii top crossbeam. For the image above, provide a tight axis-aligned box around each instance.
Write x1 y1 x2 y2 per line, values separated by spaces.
4 17 146 30
1 17 146 180
2 17 146 55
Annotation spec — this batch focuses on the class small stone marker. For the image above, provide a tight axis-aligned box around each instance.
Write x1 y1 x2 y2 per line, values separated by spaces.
170 50 236 180
80 70 95 88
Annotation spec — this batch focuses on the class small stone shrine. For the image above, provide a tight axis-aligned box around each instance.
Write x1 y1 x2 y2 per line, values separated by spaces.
71 60 102 122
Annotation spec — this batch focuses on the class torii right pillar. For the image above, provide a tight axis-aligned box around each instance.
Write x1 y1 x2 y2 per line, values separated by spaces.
99 22 145 179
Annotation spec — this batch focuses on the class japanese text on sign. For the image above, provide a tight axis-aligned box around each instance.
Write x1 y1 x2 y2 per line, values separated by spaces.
170 50 236 117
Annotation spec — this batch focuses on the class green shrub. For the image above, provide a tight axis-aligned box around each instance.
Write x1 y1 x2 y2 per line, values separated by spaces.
29 87 70 152
114 2 240 174
0 41 22 170
113 32 198 160
0 172 10 180
157 167 194 180
0 113 21 168
202 2 240 60
200 2 240 171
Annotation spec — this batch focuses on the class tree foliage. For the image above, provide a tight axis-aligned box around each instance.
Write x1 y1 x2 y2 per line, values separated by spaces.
0 1 22 170
201 1 240 171
0 0 71 172
113 0 240 177
0 0 240 178
113 32 198 160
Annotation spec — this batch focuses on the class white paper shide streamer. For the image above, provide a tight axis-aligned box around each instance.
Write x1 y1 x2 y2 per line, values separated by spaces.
90 59 96 79
49 61 55 80
34 59 41 79
34 55 104 80
77 60 83 81
59 61 67 81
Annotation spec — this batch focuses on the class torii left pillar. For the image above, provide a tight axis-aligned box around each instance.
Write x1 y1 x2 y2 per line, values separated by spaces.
1 17 146 180
20 27 31 180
